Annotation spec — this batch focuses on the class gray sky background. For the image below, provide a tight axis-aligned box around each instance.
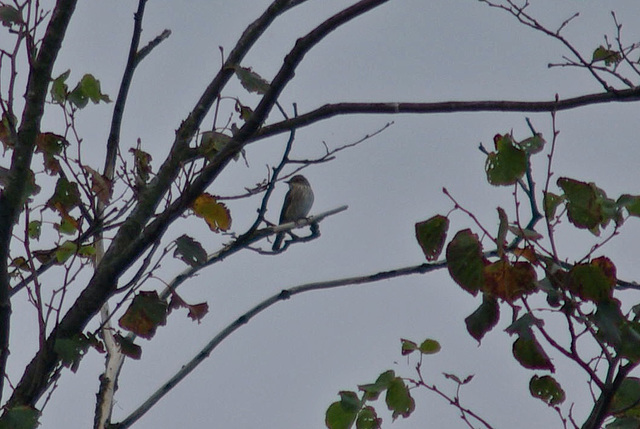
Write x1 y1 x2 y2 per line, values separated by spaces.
6 0 640 428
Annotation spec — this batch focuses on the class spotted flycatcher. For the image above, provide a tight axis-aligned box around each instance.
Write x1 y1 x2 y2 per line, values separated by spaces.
272 175 314 250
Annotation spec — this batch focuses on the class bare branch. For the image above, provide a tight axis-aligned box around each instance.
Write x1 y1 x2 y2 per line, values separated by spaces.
5 0 299 410
113 256 443 428
0 0 79 406
252 88 640 142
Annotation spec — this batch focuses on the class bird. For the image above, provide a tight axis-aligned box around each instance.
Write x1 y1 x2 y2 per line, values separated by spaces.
272 175 314 251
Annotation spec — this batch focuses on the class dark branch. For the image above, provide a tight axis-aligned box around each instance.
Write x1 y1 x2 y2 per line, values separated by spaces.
5 0 310 411
252 88 640 142
0 0 78 407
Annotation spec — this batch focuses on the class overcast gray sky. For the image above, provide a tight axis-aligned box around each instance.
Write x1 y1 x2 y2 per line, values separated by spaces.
6 0 640 428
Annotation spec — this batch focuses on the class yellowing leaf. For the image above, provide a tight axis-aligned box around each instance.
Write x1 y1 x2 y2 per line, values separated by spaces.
483 260 537 302
118 291 168 339
84 166 112 204
592 45 621 66
129 147 153 184
36 132 69 174
198 131 231 160
191 193 231 232
46 177 81 216
530 375 565 406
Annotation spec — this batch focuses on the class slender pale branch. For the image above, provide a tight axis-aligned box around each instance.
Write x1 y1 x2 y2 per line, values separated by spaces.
113 257 443 428
97 0 163 426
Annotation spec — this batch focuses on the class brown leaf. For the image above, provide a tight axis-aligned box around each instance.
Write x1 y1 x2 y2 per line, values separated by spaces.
84 166 113 204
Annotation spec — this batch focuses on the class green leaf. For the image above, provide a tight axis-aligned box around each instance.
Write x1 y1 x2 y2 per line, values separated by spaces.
385 378 415 420
0 405 39 429
485 134 527 186
356 406 381 429
50 70 70 104
400 338 417 356
512 332 555 372
235 99 254 122
568 258 616 303
591 300 624 348
505 313 541 336
326 401 357 429
592 45 621 66
198 131 232 160
415 215 449 261
619 323 640 362
557 178 602 231
55 241 77 264
529 375 565 406
618 194 640 217
118 291 168 339
68 74 111 108
543 192 563 220
56 215 78 235
359 370 395 401
46 177 81 215
517 133 545 154
0 5 22 26
230 65 271 94
418 338 441 354
610 377 640 415
606 417 640 429
446 229 485 296
54 334 90 372
78 245 96 258
28 221 41 240
174 235 207 267
465 295 499 343
339 391 362 413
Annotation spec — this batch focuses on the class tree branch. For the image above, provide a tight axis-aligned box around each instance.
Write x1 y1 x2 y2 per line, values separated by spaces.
0 0 78 407
252 88 640 142
97 1 166 425
113 257 442 428
581 361 638 429
4 0 311 411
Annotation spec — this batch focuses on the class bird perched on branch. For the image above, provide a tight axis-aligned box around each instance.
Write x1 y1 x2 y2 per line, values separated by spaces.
272 175 314 251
